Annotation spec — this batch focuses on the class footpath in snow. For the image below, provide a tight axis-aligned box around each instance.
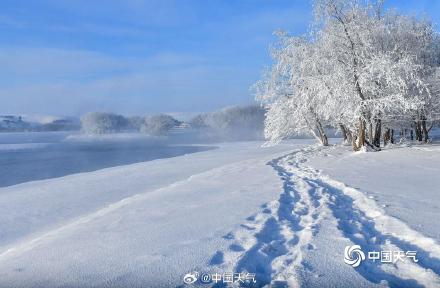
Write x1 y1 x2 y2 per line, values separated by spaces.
0 140 439 287
211 144 440 287
0 140 309 287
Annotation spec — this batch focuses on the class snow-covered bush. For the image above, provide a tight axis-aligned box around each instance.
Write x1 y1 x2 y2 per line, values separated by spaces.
189 114 210 129
81 112 129 134
127 116 144 131
189 105 265 140
141 114 180 136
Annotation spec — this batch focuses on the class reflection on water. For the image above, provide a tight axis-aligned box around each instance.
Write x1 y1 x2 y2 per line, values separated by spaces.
0 132 215 188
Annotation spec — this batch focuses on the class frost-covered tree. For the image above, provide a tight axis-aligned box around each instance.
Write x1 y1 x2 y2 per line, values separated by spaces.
141 114 180 136
81 112 129 134
314 0 430 150
425 67 440 136
373 12 440 143
127 116 144 132
189 105 265 141
255 33 331 146
257 0 440 150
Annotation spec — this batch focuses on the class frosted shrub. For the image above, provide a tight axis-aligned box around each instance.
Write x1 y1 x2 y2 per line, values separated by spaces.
141 114 180 136
81 112 129 134
189 105 265 140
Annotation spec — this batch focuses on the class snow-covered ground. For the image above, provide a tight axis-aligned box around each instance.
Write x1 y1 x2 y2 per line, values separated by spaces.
0 136 310 287
207 143 440 287
0 134 439 287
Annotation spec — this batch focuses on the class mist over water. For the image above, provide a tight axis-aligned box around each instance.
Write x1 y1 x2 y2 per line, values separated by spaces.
0 132 215 188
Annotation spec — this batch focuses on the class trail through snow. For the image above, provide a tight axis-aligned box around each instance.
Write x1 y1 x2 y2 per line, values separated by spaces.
211 146 440 287
0 140 439 287
0 141 306 288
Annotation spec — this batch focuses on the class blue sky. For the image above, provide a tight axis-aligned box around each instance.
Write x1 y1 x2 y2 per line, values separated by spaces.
0 0 439 117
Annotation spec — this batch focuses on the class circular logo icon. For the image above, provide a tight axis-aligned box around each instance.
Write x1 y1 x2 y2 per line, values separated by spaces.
344 245 365 267
183 272 198 284
199 273 212 284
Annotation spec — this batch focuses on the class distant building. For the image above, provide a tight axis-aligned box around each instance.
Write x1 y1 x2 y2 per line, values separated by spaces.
168 122 193 134
42 119 80 131
0 115 80 132
0 115 29 131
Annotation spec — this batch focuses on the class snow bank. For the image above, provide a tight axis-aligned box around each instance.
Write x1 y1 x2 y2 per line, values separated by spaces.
0 140 308 287
308 144 440 240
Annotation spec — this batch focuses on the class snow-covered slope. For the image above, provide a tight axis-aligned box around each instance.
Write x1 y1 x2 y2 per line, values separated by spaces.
308 144 440 241
0 139 439 287
0 140 309 287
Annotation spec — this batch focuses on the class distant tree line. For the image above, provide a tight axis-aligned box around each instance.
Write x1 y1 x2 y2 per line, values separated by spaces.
80 112 182 136
0 115 80 132
80 105 266 141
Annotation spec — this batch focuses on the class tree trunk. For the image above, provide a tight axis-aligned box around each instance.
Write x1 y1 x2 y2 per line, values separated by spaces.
340 124 348 142
346 129 353 143
351 135 359 151
415 121 422 141
383 128 390 146
352 117 366 151
373 119 381 148
320 133 329 146
339 123 352 143
359 118 366 147
316 120 329 146
422 118 429 143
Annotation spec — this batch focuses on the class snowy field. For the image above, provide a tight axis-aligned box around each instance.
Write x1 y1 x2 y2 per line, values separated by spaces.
0 133 439 287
